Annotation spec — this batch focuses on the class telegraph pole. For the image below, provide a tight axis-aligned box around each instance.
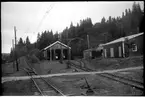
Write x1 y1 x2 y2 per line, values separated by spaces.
12 39 15 71
14 26 19 71
12 39 14 49
87 34 90 49
87 34 91 62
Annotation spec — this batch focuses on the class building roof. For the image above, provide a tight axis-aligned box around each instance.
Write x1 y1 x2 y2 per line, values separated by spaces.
84 46 103 52
43 41 71 50
102 32 144 46
84 49 93 52
96 46 103 50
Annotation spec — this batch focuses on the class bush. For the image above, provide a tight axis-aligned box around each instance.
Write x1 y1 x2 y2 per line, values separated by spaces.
29 49 45 60
29 54 40 63
36 52 45 60
29 49 40 56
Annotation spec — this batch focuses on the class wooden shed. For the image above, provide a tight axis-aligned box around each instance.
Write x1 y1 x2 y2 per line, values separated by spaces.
83 46 103 59
42 41 71 61
83 49 92 59
102 32 143 58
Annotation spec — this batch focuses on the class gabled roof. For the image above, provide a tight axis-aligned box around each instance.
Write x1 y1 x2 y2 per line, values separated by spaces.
102 32 144 46
43 41 71 50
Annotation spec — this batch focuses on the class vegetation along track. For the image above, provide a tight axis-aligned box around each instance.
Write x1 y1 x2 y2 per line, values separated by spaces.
68 60 93 72
69 60 144 90
23 59 65 96
99 73 144 90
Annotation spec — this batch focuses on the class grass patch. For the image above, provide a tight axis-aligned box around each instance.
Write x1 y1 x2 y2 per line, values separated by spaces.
2 80 33 96
83 56 143 71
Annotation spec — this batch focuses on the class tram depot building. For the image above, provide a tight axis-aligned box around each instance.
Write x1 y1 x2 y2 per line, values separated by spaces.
83 32 143 59
42 41 71 61
42 32 143 60
102 32 143 58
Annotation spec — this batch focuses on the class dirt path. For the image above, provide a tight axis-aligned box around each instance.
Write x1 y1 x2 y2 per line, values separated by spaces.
2 66 143 83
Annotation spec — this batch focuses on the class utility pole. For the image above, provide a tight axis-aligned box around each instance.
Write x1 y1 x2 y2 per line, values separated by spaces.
12 39 14 49
87 34 91 62
14 26 19 71
87 34 90 49
12 39 15 71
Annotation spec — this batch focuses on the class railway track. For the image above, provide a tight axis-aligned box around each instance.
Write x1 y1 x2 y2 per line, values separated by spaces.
68 61 93 72
24 58 66 96
99 73 144 90
69 60 144 90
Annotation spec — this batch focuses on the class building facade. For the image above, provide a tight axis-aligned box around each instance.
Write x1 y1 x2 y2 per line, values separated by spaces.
102 32 143 58
42 41 71 61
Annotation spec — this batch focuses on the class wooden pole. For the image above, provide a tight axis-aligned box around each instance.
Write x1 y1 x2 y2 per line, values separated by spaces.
69 48 71 61
12 39 15 72
12 39 14 49
87 34 90 49
14 26 19 71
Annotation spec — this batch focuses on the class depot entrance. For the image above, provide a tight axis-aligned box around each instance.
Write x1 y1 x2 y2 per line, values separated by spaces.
46 49 68 60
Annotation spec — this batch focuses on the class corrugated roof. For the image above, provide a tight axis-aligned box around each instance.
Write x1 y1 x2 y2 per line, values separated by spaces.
102 32 143 46
43 41 71 50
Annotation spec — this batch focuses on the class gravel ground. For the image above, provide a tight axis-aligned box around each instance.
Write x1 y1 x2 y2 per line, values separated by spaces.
2 68 143 96
2 80 34 96
115 69 143 83
31 60 67 75
2 56 144 96
2 56 31 77
49 73 144 96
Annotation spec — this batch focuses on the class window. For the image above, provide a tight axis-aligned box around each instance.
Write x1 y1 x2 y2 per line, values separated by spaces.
132 44 137 52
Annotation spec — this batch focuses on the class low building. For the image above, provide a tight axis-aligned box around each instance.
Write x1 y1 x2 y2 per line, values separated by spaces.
102 32 143 58
83 49 92 59
42 41 71 61
83 46 103 59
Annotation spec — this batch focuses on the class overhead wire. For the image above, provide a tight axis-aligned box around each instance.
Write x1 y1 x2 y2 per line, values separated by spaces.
24 3 55 43
34 3 55 34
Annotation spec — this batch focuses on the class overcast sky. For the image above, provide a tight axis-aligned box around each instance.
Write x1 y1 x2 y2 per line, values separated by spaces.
1 1 144 53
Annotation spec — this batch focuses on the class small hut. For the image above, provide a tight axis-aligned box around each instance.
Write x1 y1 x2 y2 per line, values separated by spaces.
83 46 103 59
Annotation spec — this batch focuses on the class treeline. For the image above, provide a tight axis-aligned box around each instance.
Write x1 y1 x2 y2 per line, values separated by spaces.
9 36 33 61
9 2 144 60
60 2 144 56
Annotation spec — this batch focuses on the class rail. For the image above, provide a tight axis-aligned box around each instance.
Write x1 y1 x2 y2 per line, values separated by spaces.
23 68 44 96
24 58 66 96
99 73 144 90
69 60 144 90
68 61 93 72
